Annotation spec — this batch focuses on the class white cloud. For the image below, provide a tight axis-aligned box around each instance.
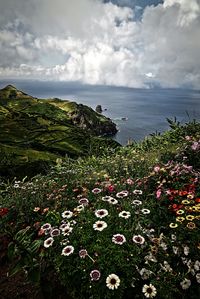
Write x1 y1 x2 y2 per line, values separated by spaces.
0 0 200 88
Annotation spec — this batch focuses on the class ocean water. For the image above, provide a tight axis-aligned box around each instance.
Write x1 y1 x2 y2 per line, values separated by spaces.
1 80 200 145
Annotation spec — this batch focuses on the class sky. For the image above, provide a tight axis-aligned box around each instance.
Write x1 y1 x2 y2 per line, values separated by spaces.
0 0 200 89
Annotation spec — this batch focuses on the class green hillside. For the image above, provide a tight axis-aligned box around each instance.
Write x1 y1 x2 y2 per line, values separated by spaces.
0 85 118 178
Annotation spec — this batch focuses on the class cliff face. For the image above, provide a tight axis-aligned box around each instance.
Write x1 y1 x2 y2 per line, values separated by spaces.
0 85 119 178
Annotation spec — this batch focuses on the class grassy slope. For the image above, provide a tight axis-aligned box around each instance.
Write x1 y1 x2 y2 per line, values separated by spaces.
0 85 119 178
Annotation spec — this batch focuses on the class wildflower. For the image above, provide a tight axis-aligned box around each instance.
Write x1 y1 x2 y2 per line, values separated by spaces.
93 221 107 231
108 198 118 205
79 198 89 206
106 274 120 290
108 185 115 192
196 273 200 283
61 239 69 245
79 249 88 258
50 228 60 237
176 209 184 215
90 270 101 281
132 200 142 205
116 191 128 198
62 225 73 236
187 194 194 199
169 223 178 228
132 235 145 245
154 166 160 173
95 209 108 218
126 178 134 185
176 217 185 222
44 237 54 248
142 284 157 298
141 209 150 214
59 223 69 231
33 207 40 212
61 245 74 256
139 268 153 280
75 205 84 212
41 223 52 230
180 278 191 290
181 200 190 205
92 188 102 194
186 215 195 221
162 261 173 272
102 195 113 201
62 210 73 219
119 211 131 219
191 141 200 151
112 234 126 245
43 208 49 213
194 260 200 271
156 189 162 199
0 207 9 217
187 222 196 229
133 189 143 195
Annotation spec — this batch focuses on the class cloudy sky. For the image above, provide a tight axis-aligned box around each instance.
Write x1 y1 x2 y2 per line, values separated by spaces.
0 0 199 88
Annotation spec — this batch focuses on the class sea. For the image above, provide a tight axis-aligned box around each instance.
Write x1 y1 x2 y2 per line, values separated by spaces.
1 80 200 145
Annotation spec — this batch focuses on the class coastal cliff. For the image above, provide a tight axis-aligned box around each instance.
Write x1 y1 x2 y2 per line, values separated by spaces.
0 85 119 177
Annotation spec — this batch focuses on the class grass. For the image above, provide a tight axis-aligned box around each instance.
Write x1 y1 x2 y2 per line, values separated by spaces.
0 119 200 299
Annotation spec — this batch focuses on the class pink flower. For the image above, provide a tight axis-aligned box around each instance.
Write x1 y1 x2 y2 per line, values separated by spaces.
156 189 162 199
154 166 160 173
191 141 200 151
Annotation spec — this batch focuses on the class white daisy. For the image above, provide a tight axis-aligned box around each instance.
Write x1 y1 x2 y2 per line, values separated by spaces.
79 249 88 258
75 205 84 212
41 223 52 230
119 211 131 219
196 273 200 283
142 284 157 298
106 274 120 290
93 220 107 231
141 209 150 214
133 189 143 195
108 198 118 205
102 195 113 201
62 210 73 219
180 278 191 290
92 188 102 194
116 191 129 198
62 225 73 236
132 200 142 206
61 245 74 256
95 209 108 218
112 234 126 245
132 235 145 245
50 228 60 237
44 237 54 248
78 198 89 206
90 270 101 281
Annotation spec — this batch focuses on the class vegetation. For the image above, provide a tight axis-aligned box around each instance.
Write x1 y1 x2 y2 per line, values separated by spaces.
0 85 118 178
0 119 200 299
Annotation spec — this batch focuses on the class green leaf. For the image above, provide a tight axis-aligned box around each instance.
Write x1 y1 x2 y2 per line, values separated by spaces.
30 239 43 253
7 242 15 260
9 260 24 276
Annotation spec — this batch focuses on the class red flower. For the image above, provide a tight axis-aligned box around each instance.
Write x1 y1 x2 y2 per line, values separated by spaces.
108 185 115 192
195 198 200 203
0 208 9 217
